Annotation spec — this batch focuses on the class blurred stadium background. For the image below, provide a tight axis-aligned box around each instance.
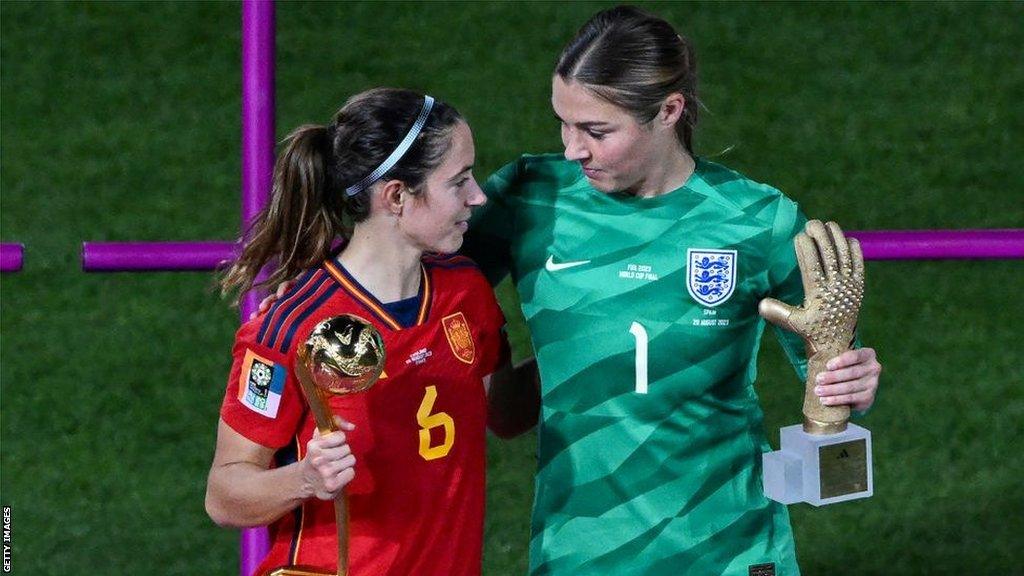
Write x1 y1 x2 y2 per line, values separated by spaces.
1 1 1022 574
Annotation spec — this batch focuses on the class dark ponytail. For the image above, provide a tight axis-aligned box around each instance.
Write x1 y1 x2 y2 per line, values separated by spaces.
220 124 343 301
220 88 462 304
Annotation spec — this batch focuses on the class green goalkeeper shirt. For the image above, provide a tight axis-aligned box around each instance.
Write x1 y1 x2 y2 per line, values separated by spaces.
465 154 809 576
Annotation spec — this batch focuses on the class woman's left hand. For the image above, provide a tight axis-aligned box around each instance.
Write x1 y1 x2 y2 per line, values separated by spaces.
814 347 882 411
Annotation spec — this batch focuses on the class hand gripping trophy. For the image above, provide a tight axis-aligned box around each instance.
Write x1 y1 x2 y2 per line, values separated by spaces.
263 315 385 576
759 220 873 506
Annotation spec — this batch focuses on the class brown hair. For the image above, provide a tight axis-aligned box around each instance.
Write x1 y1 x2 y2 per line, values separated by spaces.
220 88 462 302
555 5 699 153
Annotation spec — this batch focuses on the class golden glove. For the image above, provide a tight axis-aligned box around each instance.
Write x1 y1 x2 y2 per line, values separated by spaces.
759 220 864 434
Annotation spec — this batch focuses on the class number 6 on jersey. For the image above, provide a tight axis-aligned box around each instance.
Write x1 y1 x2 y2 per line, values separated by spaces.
417 385 455 460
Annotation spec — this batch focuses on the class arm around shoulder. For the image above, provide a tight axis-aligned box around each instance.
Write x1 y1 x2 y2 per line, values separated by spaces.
484 356 540 439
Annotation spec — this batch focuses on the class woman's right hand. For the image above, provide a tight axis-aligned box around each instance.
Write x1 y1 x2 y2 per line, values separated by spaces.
251 279 297 319
300 416 357 501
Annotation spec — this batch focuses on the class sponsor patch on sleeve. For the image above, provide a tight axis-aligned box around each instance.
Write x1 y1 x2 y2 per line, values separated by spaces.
237 349 287 418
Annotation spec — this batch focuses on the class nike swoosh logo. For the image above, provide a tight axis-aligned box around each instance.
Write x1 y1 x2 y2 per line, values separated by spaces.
545 255 591 272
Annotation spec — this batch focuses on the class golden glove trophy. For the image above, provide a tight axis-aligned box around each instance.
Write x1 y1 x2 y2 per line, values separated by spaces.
263 315 385 576
760 220 873 506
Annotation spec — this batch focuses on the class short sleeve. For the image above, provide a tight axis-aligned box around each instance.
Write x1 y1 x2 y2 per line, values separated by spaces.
462 159 520 286
472 273 511 378
220 320 306 448
765 193 811 381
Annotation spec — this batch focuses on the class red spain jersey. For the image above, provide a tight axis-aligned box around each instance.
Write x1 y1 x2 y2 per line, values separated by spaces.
220 253 509 576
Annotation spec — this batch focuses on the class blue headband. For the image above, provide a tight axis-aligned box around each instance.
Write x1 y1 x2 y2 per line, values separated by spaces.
345 95 435 197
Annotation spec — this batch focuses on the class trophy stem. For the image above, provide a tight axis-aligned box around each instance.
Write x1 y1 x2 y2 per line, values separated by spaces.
803 416 847 435
334 494 349 576
295 351 340 435
294 352 349 575
802 351 850 434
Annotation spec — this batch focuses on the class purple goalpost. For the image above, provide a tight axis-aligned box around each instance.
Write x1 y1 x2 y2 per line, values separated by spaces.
0 243 24 273
851 229 1024 260
79 2 276 574
81 230 1024 273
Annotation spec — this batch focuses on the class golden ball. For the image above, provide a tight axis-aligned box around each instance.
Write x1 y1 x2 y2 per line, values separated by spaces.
302 314 385 395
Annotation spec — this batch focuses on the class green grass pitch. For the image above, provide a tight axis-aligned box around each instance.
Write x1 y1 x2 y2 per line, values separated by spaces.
1 2 1022 574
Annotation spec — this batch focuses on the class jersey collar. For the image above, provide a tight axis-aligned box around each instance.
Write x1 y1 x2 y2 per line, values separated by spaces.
323 259 432 331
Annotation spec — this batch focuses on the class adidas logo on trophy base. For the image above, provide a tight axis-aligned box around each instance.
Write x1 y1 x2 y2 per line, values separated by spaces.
763 424 873 506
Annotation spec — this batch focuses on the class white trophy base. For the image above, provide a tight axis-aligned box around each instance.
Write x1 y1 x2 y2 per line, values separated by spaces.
763 422 873 506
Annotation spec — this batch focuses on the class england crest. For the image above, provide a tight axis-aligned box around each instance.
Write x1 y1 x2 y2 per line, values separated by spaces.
686 248 738 307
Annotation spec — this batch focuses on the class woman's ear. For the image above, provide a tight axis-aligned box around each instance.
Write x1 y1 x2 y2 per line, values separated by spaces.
378 179 406 216
660 93 686 126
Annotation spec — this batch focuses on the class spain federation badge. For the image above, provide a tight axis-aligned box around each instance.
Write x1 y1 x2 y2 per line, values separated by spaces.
686 248 737 307
442 312 475 364
238 349 286 418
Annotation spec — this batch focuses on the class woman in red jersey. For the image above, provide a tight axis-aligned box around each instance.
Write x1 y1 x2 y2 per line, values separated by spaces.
205 88 536 576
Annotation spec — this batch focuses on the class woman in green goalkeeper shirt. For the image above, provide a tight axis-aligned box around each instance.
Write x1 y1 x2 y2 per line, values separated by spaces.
262 6 882 574
461 5 883 575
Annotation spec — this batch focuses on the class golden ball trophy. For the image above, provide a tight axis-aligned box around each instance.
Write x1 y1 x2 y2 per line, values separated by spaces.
760 220 873 506
263 315 385 576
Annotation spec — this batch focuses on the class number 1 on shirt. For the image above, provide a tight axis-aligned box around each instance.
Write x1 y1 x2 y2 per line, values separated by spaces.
629 322 648 394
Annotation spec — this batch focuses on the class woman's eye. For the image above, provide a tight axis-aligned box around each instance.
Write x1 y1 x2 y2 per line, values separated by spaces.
587 130 607 140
